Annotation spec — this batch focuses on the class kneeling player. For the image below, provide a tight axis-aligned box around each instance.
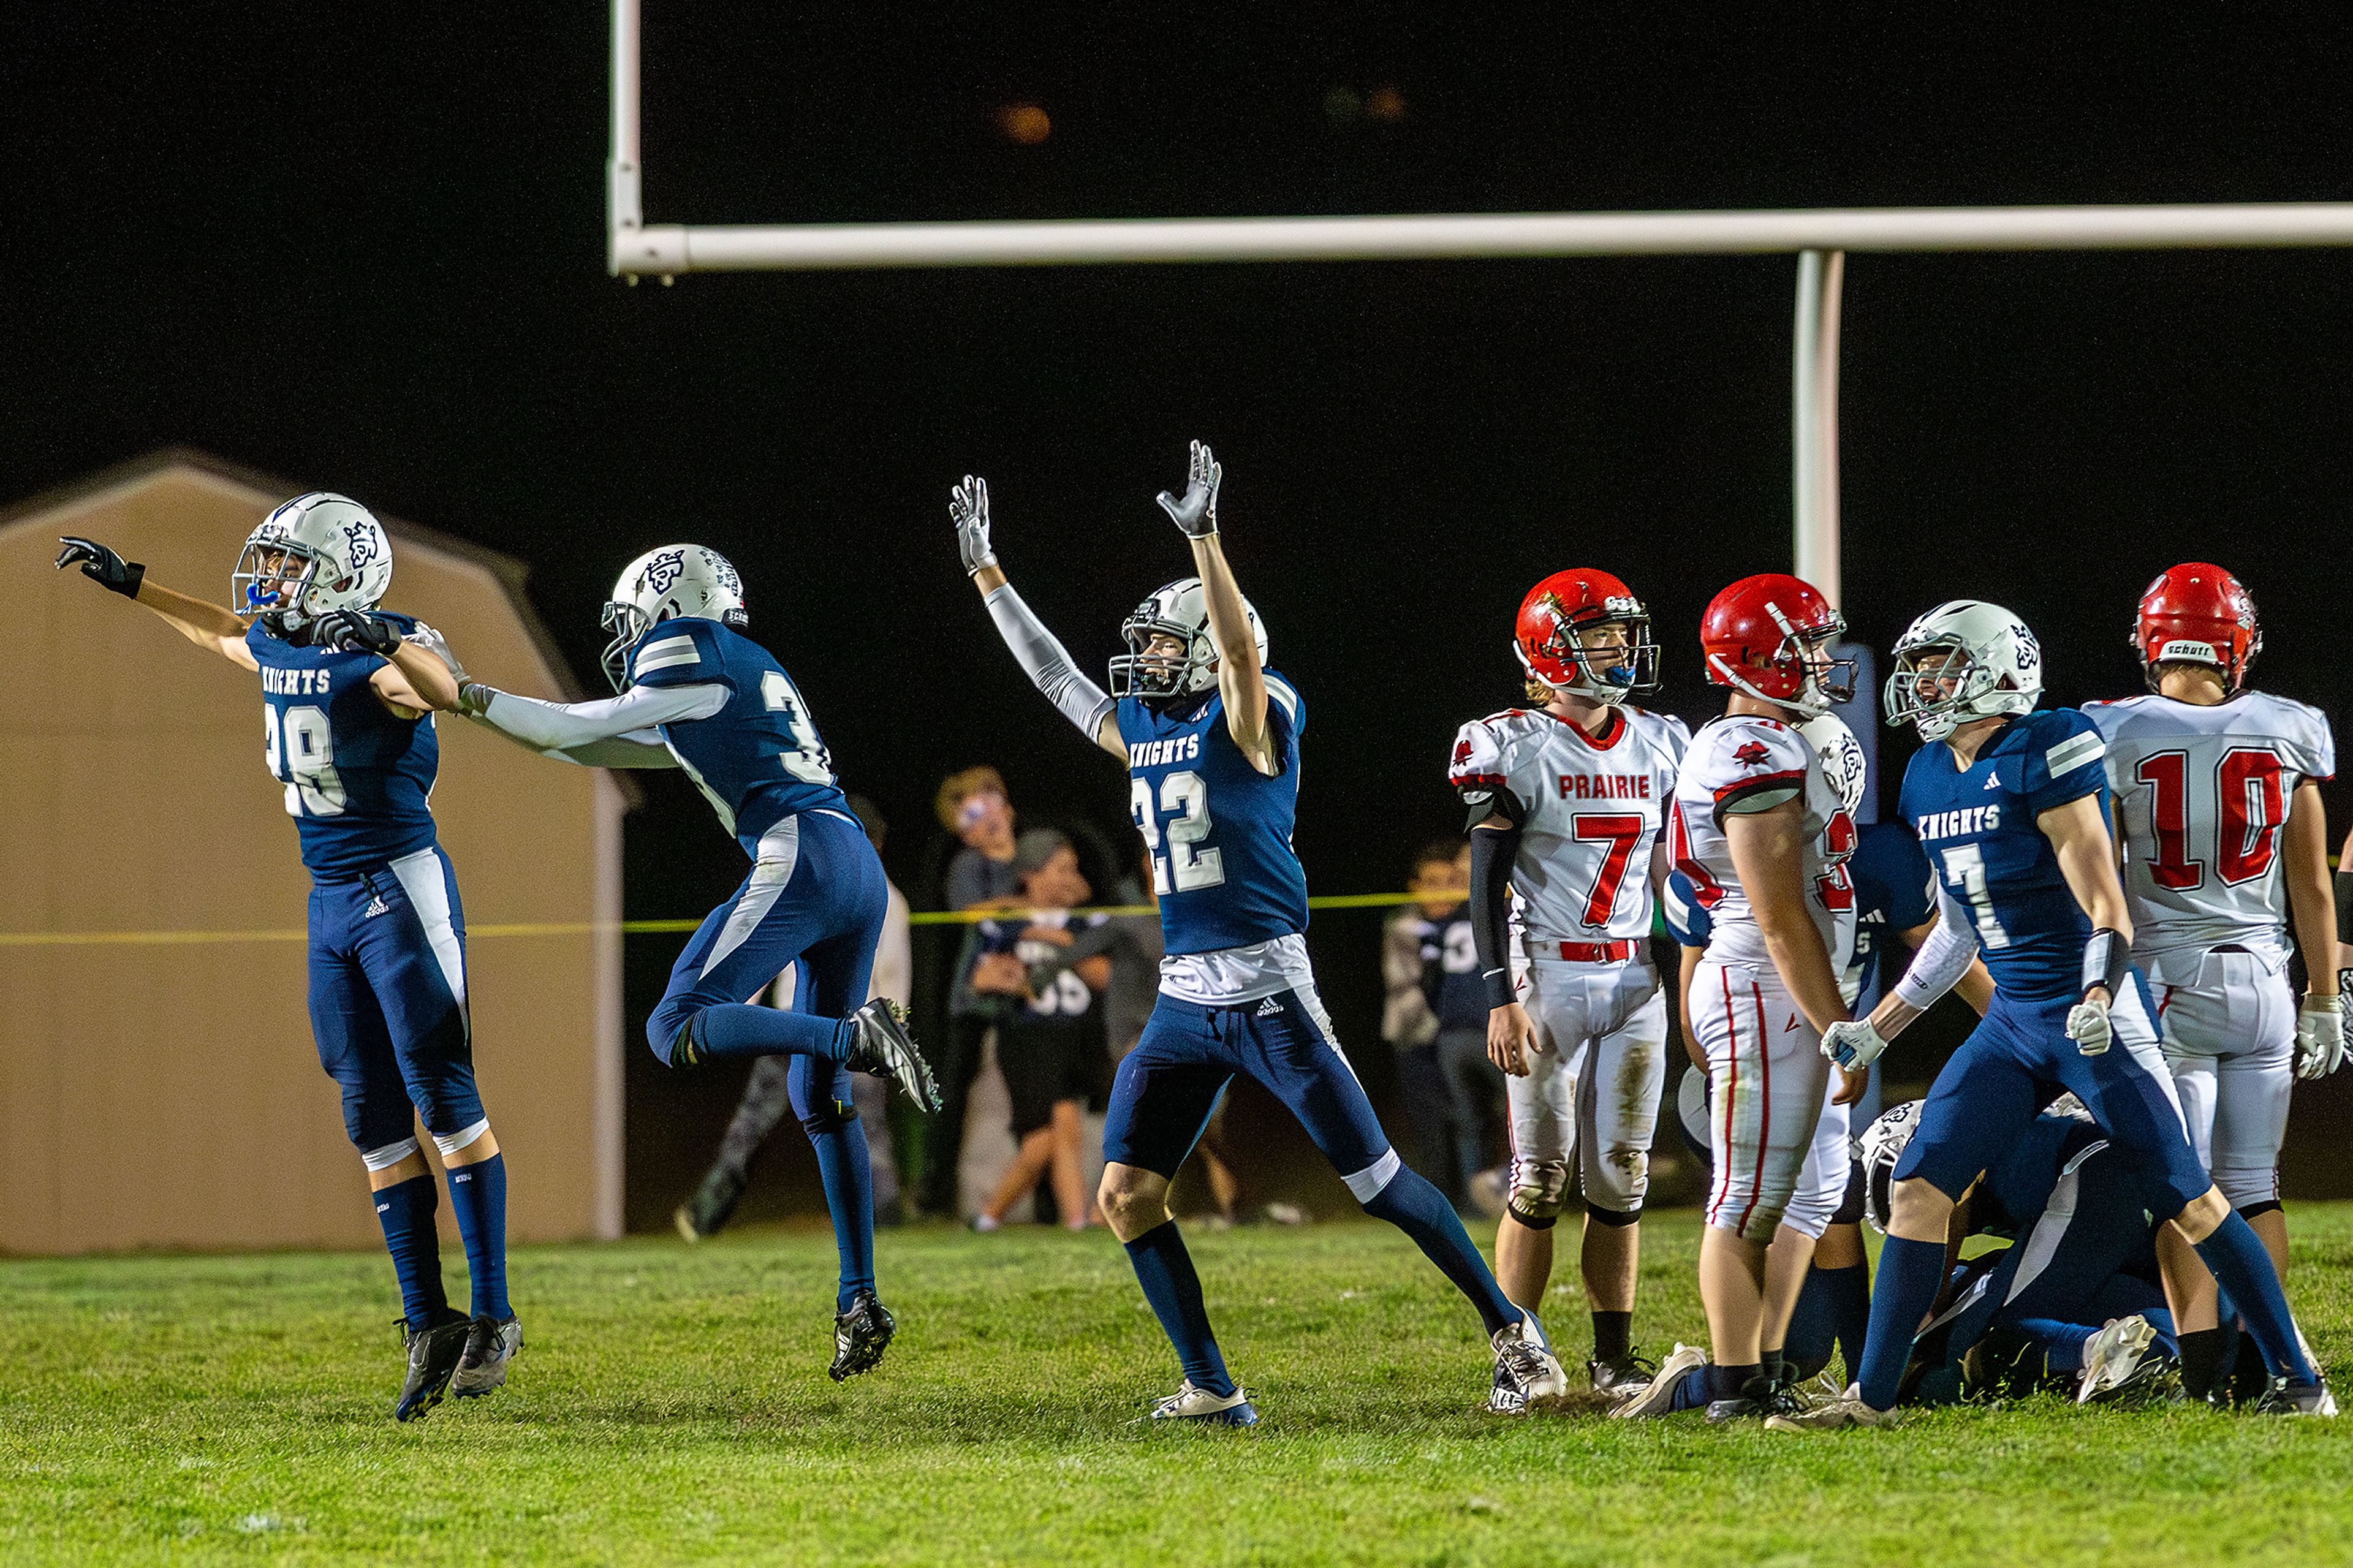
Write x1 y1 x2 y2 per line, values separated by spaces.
398 544 938 1382
952 447 1565 1422
1777 600 2330 1430
1448 569 1687 1398
2086 564 2342 1401
58 501 518 1420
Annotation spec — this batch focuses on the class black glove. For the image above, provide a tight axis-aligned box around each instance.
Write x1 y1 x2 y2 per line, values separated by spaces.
56 537 144 598
316 609 403 657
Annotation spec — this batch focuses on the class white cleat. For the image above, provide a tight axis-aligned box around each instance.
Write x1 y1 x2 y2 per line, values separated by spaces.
1765 1382 1897 1433
1489 1309 1569 1414
1610 1342 1709 1419
1146 1379 1260 1426
2077 1314 2161 1405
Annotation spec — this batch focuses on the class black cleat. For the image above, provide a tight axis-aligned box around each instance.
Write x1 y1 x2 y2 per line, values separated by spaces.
395 1313 473 1422
450 1315 523 1399
843 1000 941 1112
1590 1349 1661 1403
2252 1376 2339 1417
675 1164 748 1241
830 1289 897 1382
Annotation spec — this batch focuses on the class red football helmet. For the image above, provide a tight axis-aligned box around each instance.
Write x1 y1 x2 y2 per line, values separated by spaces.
2134 562 2260 692
1700 572 1854 716
1514 568 1658 703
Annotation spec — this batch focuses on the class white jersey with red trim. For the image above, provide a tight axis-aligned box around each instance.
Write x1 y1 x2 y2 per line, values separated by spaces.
1449 704 1689 945
2084 691 2335 968
1669 713 1858 976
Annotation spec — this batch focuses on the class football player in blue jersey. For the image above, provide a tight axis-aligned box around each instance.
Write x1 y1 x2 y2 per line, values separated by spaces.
1773 599 2332 1430
56 495 521 1421
395 543 941 1383
953 444 1567 1422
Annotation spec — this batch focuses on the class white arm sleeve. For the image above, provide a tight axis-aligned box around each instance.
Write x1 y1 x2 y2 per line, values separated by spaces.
477 682 727 750
984 583 1115 740
1892 884 1982 1011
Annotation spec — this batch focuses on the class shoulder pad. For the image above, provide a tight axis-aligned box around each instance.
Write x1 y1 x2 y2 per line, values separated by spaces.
631 619 718 686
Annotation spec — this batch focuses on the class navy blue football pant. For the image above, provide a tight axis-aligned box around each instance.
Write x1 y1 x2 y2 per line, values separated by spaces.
1895 979 2210 1218
646 809 885 1064
308 844 483 1157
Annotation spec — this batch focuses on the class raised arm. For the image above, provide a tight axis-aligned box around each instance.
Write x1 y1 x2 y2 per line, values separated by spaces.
1156 443 1274 775
951 475 1123 758
55 537 258 670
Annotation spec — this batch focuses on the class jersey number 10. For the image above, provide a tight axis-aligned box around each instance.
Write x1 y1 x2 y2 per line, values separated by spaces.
2135 746 2286 890
1132 770 1225 895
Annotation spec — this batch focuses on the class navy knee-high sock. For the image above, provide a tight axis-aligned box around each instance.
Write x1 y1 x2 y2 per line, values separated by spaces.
2195 1211 2313 1383
1821 1262 1873 1382
1782 1266 1840 1380
806 1115 876 1312
690 1004 855 1063
445 1154 510 1320
1857 1235 1947 1409
374 1173 449 1330
1124 1221 1234 1396
1363 1168 1518 1338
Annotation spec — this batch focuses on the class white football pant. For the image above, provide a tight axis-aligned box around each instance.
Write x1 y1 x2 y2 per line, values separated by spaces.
1504 957 1668 1222
1691 958 1832 1240
2150 947 2293 1210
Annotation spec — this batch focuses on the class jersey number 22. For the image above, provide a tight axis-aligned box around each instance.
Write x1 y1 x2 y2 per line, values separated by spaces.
1133 771 1224 894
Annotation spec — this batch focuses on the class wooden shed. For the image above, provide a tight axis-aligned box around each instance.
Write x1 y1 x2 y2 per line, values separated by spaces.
1 450 628 1252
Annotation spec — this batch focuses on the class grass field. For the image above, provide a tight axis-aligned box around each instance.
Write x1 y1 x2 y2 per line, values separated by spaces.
7 1207 2353 1567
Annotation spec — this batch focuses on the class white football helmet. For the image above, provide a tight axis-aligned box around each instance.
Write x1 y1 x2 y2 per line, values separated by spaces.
1858 1099 1925 1235
1882 599 2043 742
1107 577 1267 699
1797 711 1868 819
601 543 748 690
232 492 392 633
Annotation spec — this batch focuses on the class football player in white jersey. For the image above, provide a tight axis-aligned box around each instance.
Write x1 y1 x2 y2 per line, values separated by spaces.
1448 569 1688 1399
1654 574 1863 1420
2086 563 2341 1402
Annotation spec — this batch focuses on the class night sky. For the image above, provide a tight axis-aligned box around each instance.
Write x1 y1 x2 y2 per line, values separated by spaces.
13 6 2353 1216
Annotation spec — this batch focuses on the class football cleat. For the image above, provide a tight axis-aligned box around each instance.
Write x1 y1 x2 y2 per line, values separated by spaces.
1610 1342 1708 1419
450 1316 523 1399
1765 1384 1897 1433
1488 1310 1569 1414
829 1289 896 1382
2251 1377 2339 1417
394 1314 473 1422
1148 1380 1260 1426
2076 1315 2162 1406
1590 1348 1662 1403
843 999 942 1112
674 1164 748 1242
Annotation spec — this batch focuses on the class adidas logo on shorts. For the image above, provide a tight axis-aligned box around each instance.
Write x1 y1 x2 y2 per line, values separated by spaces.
363 896 391 918
1254 996 1284 1018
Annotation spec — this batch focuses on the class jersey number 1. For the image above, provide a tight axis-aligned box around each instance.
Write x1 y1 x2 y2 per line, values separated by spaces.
1132 770 1224 894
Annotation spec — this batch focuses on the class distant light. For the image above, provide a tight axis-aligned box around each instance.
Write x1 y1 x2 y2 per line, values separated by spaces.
998 104 1051 145
1366 86 1406 121
1323 87 1362 121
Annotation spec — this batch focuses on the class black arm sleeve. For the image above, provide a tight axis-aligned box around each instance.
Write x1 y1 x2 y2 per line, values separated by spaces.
1469 821 1524 1011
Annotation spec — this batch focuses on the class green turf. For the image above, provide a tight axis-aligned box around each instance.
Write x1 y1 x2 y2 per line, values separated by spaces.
6 1206 2353 1566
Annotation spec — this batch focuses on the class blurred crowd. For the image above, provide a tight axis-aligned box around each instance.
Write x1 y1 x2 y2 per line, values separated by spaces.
675 767 1501 1238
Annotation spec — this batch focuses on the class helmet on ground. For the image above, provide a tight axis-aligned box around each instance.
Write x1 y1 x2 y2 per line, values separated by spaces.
232 492 392 634
602 544 747 690
1883 600 2042 743
1514 568 1659 705
1859 1100 1925 1235
2133 562 2260 694
1700 573 1854 716
1107 577 1266 699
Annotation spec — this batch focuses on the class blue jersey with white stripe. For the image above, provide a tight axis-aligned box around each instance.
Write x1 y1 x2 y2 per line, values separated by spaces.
1900 708 2110 1004
626 617 851 855
247 613 439 879
1117 672 1310 956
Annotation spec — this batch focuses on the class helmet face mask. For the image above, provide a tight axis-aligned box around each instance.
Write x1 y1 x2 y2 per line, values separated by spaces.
1881 600 2042 741
601 544 749 691
233 493 392 636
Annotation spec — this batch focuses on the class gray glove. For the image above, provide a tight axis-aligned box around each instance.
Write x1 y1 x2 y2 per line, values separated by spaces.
1155 441 1221 538
950 475 996 575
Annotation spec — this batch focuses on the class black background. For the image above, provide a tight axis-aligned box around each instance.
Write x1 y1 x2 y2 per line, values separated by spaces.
12 6 2353 1222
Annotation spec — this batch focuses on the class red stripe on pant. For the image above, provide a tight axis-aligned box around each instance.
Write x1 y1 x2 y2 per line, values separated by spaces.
1732 982 1771 1237
1713 966 1738 1221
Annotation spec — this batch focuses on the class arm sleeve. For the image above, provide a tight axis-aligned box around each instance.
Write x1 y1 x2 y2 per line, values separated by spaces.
1469 821 1523 1010
983 583 1116 740
545 732 680 769
1892 883 1984 1010
477 682 727 750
